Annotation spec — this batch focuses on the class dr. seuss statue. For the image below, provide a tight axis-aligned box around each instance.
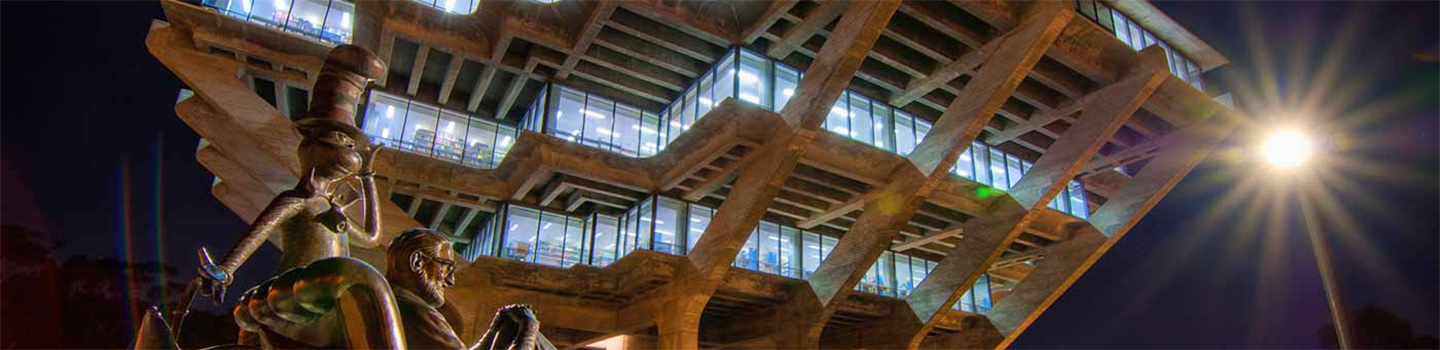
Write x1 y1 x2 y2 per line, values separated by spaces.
192 44 387 306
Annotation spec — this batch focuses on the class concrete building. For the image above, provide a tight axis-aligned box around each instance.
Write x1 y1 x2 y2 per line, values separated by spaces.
146 0 1240 348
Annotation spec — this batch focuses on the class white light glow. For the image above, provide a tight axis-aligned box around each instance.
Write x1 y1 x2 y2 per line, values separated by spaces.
782 88 794 97
739 93 760 104
830 106 849 117
341 12 351 29
445 121 456 133
700 98 713 107
381 128 390 139
738 71 758 84
1261 129 1314 169
584 109 607 119
499 136 513 147
386 105 395 118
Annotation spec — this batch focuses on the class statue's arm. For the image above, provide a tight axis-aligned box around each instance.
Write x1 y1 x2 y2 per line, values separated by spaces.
346 145 385 248
217 193 305 275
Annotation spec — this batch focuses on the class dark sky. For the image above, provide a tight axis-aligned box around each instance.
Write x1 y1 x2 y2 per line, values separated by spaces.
2 1 1435 348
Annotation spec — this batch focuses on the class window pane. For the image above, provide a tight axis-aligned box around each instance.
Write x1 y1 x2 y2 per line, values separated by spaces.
895 112 916 156
536 212 568 267
503 206 540 262
872 104 894 152
551 87 585 142
494 125 515 167
462 119 498 167
591 214 620 266
802 231 821 278
696 72 715 120
580 96 616 151
971 142 991 185
284 0 328 38
563 217 587 267
637 197 654 251
250 0 292 29
681 88 697 131
774 64 800 112
612 105 642 156
402 102 440 155
848 94 873 144
320 0 354 44
434 110 469 162
956 145 975 180
879 251 896 297
736 227 760 270
779 226 798 278
654 197 683 255
975 274 992 312
909 257 929 294
758 222 781 274
820 235 838 262
988 148 1008 190
641 111 662 156
826 96 850 136
1068 180 1089 218
687 205 712 253
714 52 738 107
895 255 913 297
362 92 408 148
1006 154 1024 188
739 51 771 108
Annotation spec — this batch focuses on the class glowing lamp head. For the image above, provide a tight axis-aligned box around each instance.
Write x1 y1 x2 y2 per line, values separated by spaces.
1261 129 1314 169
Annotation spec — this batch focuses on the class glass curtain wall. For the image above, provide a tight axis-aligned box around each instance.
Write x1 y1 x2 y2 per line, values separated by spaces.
199 0 353 44
360 90 516 169
519 84 665 157
406 0 480 14
1073 0 1204 90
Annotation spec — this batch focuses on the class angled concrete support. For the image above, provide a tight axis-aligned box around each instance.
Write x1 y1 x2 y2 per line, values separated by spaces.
899 46 1173 349
609 2 901 348
982 118 1233 349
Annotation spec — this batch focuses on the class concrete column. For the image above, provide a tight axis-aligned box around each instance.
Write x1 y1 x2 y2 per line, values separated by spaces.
634 2 901 348
901 45 1172 349
766 2 1075 348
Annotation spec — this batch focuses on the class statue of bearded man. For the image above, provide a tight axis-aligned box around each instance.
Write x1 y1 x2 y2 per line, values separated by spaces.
386 229 552 350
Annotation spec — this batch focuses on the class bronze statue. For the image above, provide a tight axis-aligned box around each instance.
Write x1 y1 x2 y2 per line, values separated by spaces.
192 44 388 305
228 229 553 350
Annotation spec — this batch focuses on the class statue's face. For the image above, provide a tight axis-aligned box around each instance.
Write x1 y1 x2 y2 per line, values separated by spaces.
299 130 363 181
414 243 457 307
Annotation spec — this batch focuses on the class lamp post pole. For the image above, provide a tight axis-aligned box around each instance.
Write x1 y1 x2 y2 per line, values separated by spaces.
1297 191 1355 349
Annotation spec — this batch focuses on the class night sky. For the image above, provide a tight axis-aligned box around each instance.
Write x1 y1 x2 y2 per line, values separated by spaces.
2 1 1436 348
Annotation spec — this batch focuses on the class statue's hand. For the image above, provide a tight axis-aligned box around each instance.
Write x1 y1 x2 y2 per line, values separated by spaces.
196 247 232 305
359 143 383 176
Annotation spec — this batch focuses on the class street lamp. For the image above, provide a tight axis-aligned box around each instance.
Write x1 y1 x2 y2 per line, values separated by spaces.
1259 128 1355 349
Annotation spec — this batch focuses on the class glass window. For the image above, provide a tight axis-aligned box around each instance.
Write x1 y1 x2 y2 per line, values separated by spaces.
463 119 498 167
590 214 620 266
872 104 894 152
581 96 617 151
434 110 469 161
696 73 715 121
971 142 991 185
909 257 929 295
494 126 515 167
826 95 850 136
758 222 781 274
779 226 799 278
914 119 932 145
641 111 663 155
714 52 738 108
362 92 408 148
820 235 838 262
250 0 292 29
848 94 873 144
773 64 800 112
401 103 440 155
895 254 914 297
319 0 354 44
503 206 541 262
654 197 684 255
551 87 586 142
956 145 975 180
535 212 568 267
283 0 328 39
736 227 760 270
802 231 821 278
878 251 896 297
1006 155 1024 188
895 112 916 156
637 198 654 251
988 148 1009 190
681 88 697 131
563 216 587 267
738 51 771 109
686 204 712 253
1068 180 1088 218
613 105 642 157
974 274 992 312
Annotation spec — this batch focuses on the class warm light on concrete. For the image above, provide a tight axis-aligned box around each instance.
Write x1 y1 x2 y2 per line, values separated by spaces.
1261 129 1314 169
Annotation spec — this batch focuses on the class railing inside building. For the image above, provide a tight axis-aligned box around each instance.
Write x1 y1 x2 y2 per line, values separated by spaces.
359 90 518 168
198 0 354 44
1074 0 1205 90
460 196 994 312
521 48 1090 218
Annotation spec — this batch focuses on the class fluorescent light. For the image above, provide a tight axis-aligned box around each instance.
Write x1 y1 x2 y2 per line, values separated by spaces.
341 12 350 29
386 105 394 118
445 121 455 133
738 71 758 83
782 88 794 97
499 136 513 147
830 106 849 117
381 128 390 139
700 98 713 107
739 93 760 103
583 109 607 119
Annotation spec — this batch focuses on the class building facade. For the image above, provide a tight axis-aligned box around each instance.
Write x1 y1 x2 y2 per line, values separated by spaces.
147 0 1239 348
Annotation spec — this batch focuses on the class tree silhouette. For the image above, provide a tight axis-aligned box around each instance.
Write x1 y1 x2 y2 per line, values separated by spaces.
1317 303 1439 349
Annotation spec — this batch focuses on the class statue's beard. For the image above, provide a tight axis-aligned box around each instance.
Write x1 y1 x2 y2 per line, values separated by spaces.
416 271 447 307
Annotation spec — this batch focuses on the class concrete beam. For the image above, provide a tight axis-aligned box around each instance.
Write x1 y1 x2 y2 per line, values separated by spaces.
407 45 429 96
494 74 528 121
558 1 618 79
893 225 963 252
466 65 498 113
743 0 799 44
437 51 466 104
766 1 846 59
